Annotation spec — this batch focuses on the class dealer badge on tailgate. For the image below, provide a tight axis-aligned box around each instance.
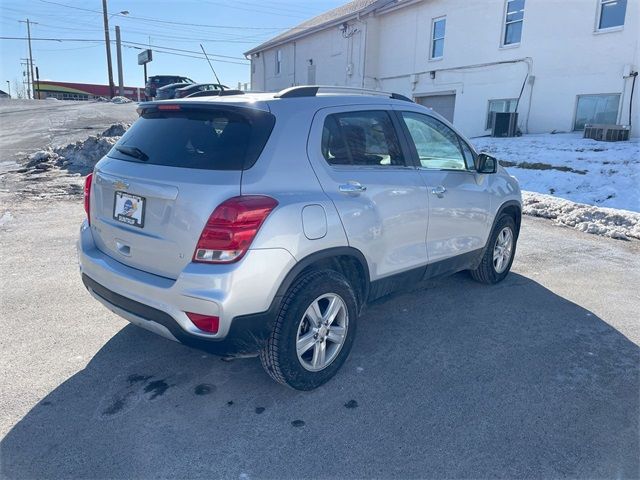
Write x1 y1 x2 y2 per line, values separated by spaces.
113 191 145 228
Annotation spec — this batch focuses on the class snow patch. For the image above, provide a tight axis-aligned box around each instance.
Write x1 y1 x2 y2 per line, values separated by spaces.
471 133 640 212
523 191 640 240
111 96 132 104
0 211 13 227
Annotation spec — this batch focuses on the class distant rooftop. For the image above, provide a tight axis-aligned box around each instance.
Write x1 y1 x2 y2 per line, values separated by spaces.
244 0 396 56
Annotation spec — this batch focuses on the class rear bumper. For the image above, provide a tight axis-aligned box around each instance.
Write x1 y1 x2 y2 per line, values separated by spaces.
77 220 296 355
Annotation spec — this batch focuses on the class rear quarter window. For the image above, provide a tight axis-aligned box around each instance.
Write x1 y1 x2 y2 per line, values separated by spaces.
108 106 275 171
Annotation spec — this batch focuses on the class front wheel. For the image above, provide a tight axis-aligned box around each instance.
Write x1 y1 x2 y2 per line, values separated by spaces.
260 270 358 390
470 215 517 284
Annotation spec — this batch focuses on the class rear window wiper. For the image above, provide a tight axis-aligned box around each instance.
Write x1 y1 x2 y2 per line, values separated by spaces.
115 145 149 162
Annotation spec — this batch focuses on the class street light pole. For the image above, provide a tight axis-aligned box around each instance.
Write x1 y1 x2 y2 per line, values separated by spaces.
115 25 124 96
102 0 115 98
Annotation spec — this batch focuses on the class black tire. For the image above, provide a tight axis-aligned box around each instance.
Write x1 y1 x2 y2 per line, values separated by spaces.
470 214 517 284
260 269 358 390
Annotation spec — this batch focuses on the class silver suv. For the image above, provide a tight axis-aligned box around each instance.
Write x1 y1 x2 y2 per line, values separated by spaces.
78 86 522 390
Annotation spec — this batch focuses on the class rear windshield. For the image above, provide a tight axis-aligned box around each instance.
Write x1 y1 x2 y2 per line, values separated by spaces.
108 106 275 170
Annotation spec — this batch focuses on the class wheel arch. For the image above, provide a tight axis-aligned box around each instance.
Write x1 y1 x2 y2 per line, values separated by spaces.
494 200 522 237
474 199 522 269
276 247 370 312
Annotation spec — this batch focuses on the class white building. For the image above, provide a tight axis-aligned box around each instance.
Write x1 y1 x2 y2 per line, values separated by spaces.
245 0 640 138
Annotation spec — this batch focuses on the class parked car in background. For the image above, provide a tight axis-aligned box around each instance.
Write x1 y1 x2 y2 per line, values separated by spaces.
187 89 244 98
174 83 228 98
144 75 194 99
155 82 193 100
79 86 522 390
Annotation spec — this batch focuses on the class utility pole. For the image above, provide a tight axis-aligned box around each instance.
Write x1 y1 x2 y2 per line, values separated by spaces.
35 67 41 99
101 0 115 98
20 59 31 99
18 19 38 99
115 25 124 96
6 80 10 97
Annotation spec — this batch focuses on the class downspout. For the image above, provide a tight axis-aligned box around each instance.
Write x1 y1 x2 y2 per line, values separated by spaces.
359 13 368 88
293 41 297 86
262 51 266 90
629 71 638 126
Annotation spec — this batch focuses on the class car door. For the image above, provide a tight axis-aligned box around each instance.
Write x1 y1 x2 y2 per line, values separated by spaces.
307 106 429 281
395 109 492 263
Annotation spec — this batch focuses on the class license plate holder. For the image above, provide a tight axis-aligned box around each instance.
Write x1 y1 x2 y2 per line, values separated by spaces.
113 191 145 228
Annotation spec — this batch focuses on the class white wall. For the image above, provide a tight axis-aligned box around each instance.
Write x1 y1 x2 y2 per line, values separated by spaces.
250 0 640 137
250 24 367 91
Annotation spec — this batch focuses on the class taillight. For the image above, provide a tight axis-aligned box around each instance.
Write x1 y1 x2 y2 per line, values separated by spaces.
84 173 93 225
193 195 278 264
186 312 219 333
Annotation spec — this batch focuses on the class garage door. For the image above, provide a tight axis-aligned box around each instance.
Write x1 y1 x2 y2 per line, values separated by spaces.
416 94 456 123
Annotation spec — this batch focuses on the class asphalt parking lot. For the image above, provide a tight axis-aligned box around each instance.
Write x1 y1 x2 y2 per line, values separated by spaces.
1 201 638 479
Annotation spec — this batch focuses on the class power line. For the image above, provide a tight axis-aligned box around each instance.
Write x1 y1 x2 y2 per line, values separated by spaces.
2 15 273 44
119 44 246 65
0 36 250 62
36 43 103 52
123 40 246 61
200 0 310 19
37 0 306 30
230 0 320 16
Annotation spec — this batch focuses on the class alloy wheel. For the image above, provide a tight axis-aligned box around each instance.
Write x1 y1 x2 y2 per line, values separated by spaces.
296 293 349 372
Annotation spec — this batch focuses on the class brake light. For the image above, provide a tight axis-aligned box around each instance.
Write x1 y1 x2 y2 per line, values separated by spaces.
84 173 93 225
158 104 181 110
193 195 278 264
186 312 219 333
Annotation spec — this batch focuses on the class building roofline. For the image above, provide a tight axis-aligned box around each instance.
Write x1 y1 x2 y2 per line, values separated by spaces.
243 0 398 57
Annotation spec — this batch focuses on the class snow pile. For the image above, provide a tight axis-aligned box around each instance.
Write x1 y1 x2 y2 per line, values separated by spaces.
111 96 132 104
471 133 640 212
54 135 119 167
100 122 130 137
26 150 62 170
21 122 129 174
523 191 640 240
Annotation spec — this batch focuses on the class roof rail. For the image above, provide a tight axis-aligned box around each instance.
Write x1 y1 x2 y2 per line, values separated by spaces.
274 85 413 103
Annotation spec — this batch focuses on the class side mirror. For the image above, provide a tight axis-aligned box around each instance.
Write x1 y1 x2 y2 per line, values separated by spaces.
477 153 498 174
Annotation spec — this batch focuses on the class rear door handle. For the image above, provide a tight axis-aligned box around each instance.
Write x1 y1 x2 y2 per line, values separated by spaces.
431 185 447 198
339 182 367 195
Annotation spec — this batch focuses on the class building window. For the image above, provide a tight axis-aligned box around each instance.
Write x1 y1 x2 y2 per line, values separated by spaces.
597 0 627 30
430 17 446 59
503 0 525 45
487 99 518 129
574 94 620 130
275 49 282 75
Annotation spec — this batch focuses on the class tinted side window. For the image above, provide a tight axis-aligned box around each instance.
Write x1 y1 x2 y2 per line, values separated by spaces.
401 112 467 170
321 111 406 167
109 107 275 171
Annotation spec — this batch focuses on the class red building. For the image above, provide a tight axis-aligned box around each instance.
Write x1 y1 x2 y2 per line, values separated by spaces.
36 81 143 101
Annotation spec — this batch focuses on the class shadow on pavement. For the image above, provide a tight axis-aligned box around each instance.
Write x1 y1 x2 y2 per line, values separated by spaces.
2 273 638 479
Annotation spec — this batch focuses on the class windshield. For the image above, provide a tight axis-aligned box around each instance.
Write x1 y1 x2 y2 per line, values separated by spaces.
108 107 275 171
